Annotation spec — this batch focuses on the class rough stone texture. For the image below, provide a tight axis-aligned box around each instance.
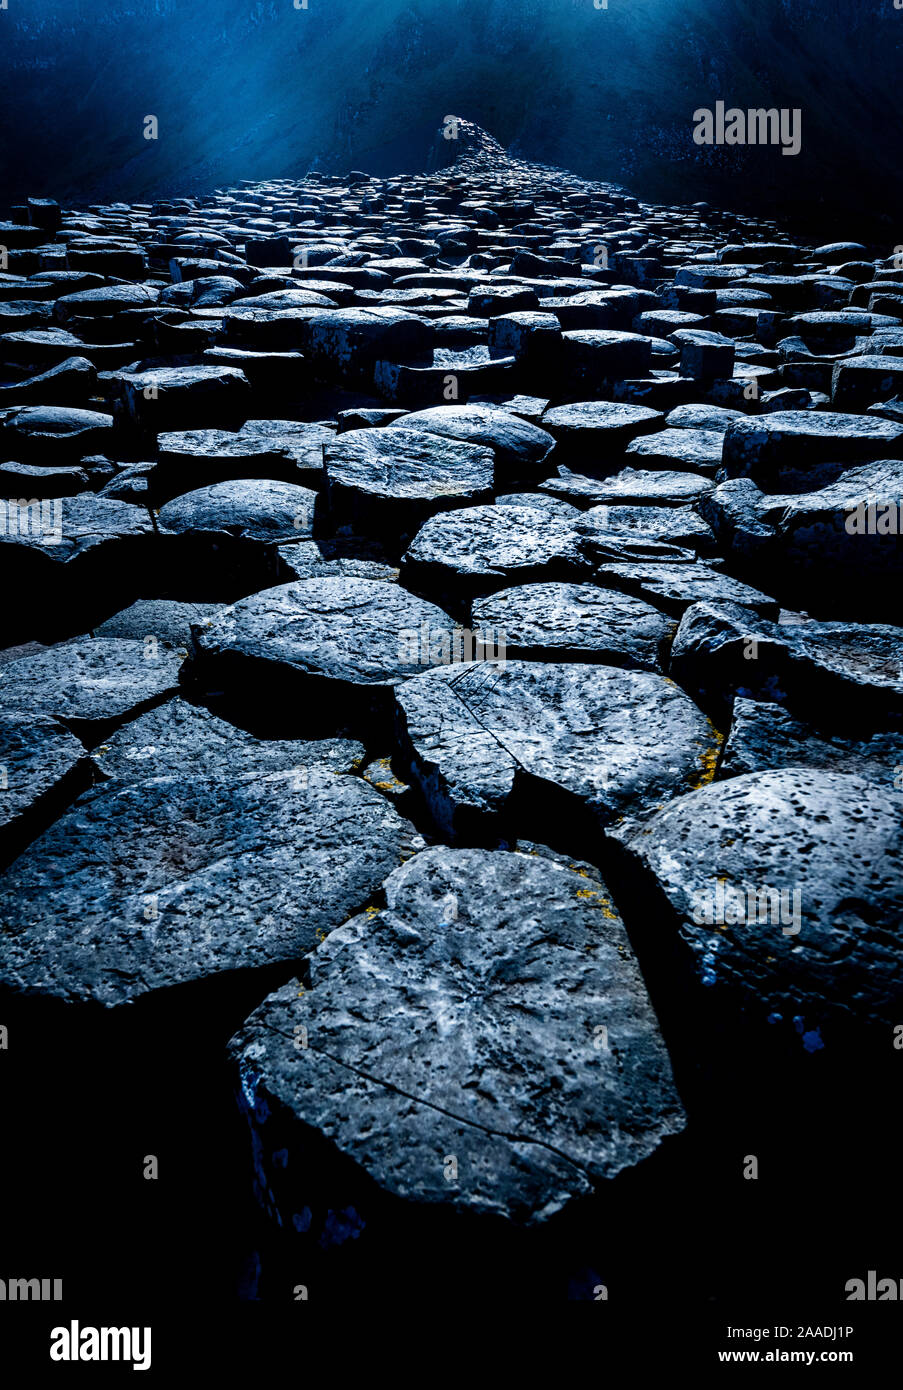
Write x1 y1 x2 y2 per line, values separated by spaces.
670 601 903 725
90 696 366 783
387 404 555 481
593 560 779 618
94 599 225 648
394 660 719 842
190 577 457 725
0 767 417 1006
472 582 675 671
540 401 663 472
0 640 183 739
541 466 715 509
614 771 903 1041
0 710 90 861
721 410 903 492
401 502 589 605
158 479 316 543
720 697 903 787
2 115 903 1243
229 846 686 1224
699 462 903 620
324 426 494 540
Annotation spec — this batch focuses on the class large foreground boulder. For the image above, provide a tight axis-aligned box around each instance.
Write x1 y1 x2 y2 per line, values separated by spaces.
229 846 686 1228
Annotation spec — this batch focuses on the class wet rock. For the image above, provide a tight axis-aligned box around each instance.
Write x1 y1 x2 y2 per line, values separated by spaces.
0 767 416 1006
394 659 718 844
228 845 685 1225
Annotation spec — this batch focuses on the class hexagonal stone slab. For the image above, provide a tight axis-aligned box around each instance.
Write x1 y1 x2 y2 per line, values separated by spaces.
721 411 903 492
90 697 364 783
472 582 675 671
111 364 252 434
594 561 780 619
387 404 554 482
719 698 903 787
301 308 432 384
94 600 225 649
624 427 724 475
394 660 719 842
324 426 494 543
586 504 715 554
698 462 903 621
0 640 183 741
0 768 417 1006
229 846 686 1226
0 405 114 461
670 601 903 724
158 479 316 543
541 465 715 509
613 770 903 1042
540 401 663 473
189 577 457 729
401 502 589 606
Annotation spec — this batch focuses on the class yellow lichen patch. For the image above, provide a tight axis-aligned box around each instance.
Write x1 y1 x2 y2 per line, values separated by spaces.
686 719 725 792
575 888 618 919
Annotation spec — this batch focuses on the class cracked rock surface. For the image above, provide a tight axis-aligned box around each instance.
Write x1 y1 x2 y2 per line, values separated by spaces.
1 115 901 1231
229 846 686 1225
